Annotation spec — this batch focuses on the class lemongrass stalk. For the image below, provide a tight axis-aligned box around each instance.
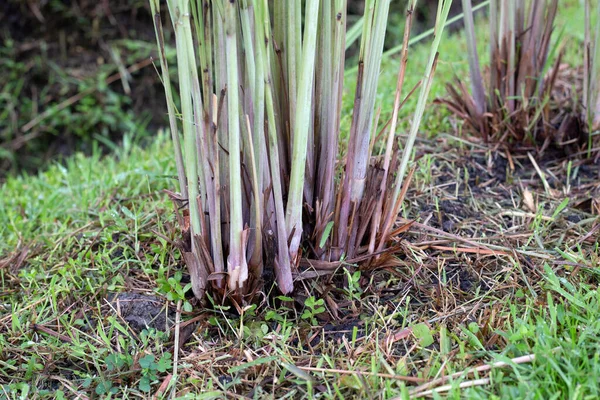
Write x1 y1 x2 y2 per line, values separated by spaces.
240 0 256 99
181 5 208 230
191 0 212 108
183 10 225 285
462 0 485 116
506 0 516 112
315 0 333 210
272 0 286 135
358 0 375 62
379 0 452 250
224 0 248 291
212 2 230 252
209 91 224 280
316 0 346 229
239 0 263 271
149 0 187 196
489 0 498 111
256 0 293 293
243 114 262 276
286 1 300 143
335 0 378 256
590 0 600 131
173 0 200 236
368 0 415 254
349 0 391 203
285 0 321 261
584 0 591 116
169 0 209 299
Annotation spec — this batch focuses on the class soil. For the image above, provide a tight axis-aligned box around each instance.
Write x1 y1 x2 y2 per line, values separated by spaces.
106 292 174 333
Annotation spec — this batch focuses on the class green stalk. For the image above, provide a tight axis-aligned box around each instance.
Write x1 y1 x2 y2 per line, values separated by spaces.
349 0 391 203
589 0 600 132
240 1 256 100
584 0 591 117
256 0 293 293
173 0 200 235
286 0 300 143
170 0 209 299
285 0 321 262
242 114 262 276
223 0 248 291
184 4 224 285
369 0 415 254
191 0 213 108
316 0 346 230
335 0 376 255
489 0 498 111
506 0 516 112
213 1 230 252
149 0 187 196
240 0 262 271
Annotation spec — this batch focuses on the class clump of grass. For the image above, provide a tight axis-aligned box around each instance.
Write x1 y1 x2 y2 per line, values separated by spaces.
149 0 451 303
440 0 565 151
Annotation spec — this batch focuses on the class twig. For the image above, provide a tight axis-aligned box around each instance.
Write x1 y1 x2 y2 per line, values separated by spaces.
409 352 537 396
426 245 511 257
569 221 600 250
170 300 182 399
32 324 73 343
409 378 490 398
297 366 426 383
527 152 552 195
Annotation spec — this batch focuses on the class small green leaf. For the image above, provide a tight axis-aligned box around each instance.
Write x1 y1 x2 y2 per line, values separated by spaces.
95 380 113 395
281 362 313 382
157 353 172 373
319 221 335 248
139 354 155 369
276 296 294 302
552 198 569 219
468 322 480 334
139 376 151 392
265 310 283 322
412 323 434 347
121 206 135 220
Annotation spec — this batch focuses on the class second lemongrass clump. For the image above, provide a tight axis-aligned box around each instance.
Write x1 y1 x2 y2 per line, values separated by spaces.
442 0 561 149
150 0 452 303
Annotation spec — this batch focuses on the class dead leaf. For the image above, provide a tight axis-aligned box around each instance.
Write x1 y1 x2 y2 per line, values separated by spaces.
523 188 536 213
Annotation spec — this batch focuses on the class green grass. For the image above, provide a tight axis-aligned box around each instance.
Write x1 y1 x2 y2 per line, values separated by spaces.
1 2 599 398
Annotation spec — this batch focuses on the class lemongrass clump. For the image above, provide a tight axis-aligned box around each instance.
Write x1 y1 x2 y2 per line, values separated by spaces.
441 0 560 148
150 0 452 303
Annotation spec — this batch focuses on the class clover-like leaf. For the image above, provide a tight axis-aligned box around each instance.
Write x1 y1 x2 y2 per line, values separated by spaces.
139 354 155 370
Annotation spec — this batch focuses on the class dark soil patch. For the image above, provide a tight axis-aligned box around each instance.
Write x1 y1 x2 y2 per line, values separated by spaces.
106 292 174 333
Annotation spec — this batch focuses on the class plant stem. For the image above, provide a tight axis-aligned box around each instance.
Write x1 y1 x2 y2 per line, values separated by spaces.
285 0 321 262
224 0 248 291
